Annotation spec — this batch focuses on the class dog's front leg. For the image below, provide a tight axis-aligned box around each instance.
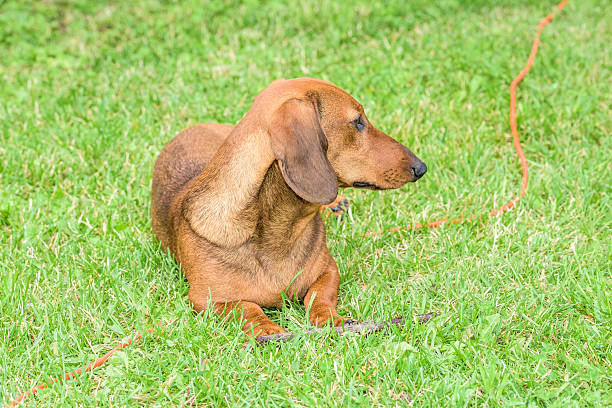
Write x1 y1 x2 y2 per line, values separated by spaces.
190 289 287 337
303 257 353 326
215 301 288 338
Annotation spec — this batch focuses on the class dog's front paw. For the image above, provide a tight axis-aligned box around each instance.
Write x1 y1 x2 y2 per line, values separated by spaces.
310 312 354 327
249 322 287 338
331 315 356 327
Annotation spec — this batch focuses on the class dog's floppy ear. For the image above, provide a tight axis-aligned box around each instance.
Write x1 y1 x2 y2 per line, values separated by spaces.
269 98 338 205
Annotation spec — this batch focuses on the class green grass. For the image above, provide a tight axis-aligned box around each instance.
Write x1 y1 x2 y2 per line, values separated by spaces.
1 0 611 406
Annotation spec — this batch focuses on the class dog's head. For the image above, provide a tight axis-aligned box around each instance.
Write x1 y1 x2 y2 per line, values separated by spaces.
257 78 427 205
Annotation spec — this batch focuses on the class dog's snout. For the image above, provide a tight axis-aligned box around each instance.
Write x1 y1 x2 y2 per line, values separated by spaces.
411 161 427 179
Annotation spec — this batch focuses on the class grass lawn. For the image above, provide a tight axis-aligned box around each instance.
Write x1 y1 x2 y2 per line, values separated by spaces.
1 0 611 406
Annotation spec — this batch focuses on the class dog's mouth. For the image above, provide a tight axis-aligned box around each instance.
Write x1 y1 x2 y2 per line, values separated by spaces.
353 181 383 190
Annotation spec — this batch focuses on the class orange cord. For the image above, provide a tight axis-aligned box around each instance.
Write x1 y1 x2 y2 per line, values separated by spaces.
5 2 567 406
365 0 567 237
6 334 142 407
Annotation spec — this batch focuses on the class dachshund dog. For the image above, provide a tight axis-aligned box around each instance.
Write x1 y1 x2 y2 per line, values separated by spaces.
151 78 426 337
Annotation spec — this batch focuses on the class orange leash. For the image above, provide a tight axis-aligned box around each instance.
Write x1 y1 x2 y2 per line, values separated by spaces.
5 2 567 406
6 334 142 407
365 0 567 237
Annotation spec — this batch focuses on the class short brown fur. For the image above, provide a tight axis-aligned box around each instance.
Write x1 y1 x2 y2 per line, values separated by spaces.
151 78 426 337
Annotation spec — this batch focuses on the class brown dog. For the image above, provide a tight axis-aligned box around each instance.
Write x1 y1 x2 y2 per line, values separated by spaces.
151 78 426 337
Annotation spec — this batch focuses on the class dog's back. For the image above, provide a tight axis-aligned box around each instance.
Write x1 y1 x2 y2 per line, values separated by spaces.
151 123 233 250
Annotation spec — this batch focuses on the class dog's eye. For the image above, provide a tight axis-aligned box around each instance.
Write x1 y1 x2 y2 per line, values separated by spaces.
352 115 365 132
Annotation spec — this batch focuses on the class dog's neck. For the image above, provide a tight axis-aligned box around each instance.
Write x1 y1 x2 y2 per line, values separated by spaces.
255 161 321 248
183 119 321 248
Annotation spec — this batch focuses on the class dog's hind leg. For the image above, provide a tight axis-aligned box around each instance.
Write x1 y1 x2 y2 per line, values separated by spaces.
321 195 349 218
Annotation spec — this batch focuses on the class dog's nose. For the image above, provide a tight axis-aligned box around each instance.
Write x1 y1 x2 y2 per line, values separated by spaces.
411 161 427 179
